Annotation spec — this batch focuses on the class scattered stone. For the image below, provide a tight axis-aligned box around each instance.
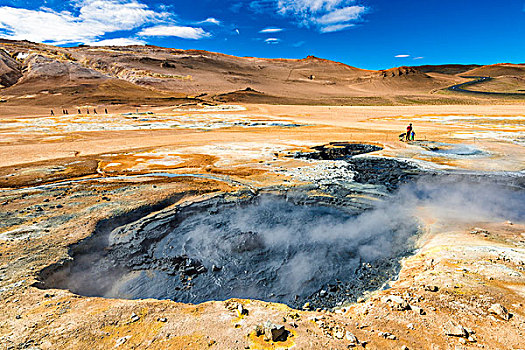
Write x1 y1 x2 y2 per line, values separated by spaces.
443 321 468 338
470 228 490 237
333 327 345 339
288 312 300 320
382 295 410 311
211 264 222 272
262 321 288 342
410 305 426 315
488 303 510 320
378 332 396 340
255 325 265 337
319 290 327 298
157 317 167 322
115 336 131 347
401 346 409 350
237 304 249 317
345 331 358 344
424 285 439 292
130 313 140 323
302 302 311 310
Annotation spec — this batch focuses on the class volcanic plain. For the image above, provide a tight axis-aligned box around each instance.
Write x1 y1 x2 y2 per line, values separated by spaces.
0 41 524 350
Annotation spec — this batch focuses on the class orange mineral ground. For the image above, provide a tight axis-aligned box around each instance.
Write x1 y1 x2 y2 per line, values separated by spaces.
0 41 524 350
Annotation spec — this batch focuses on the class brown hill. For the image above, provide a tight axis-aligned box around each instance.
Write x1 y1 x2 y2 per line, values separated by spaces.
462 63 525 77
0 39 523 112
414 64 481 75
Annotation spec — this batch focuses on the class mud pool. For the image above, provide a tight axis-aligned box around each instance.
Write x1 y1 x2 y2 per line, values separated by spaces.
35 146 525 310
38 191 420 309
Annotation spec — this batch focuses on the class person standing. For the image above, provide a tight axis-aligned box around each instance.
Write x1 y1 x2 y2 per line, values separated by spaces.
406 123 413 141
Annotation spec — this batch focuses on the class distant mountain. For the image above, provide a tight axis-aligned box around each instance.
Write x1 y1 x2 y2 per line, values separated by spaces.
461 63 525 77
0 39 523 109
413 64 482 75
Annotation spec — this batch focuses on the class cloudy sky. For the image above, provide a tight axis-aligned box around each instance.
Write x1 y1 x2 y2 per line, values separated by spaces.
0 0 523 69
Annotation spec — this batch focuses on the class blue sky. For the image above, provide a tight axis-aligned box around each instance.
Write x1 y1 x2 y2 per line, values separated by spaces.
0 0 523 70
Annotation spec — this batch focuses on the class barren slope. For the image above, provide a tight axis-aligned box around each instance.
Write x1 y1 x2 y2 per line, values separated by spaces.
462 63 525 77
0 39 523 114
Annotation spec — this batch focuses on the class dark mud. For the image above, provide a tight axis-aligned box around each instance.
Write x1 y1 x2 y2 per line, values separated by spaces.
292 142 420 191
38 189 419 309
293 142 383 160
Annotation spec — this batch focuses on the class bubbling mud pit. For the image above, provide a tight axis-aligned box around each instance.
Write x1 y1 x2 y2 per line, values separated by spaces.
36 144 525 311
37 190 420 310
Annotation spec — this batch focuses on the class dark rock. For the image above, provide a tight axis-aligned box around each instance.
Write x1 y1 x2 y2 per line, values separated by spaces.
424 285 439 292
255 325 265 337
263 321 288 342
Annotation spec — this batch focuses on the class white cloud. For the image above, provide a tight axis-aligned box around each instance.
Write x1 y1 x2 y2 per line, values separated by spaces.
320 23 354 33
77 0 163 31
276 0 367 33
413 56 424 60
138 25 210 39
260 27 284 33
265 37 281 44
278 0 350 14
315 6 365 24
89 38 146 46
395 54 410 58
200 17 221 25
0 0 166 45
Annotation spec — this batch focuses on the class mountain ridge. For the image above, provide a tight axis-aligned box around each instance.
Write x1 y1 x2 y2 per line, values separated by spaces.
1 39 524 113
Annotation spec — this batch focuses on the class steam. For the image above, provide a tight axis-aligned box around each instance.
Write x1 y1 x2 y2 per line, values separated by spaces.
41 175 525 308
404 176 524 223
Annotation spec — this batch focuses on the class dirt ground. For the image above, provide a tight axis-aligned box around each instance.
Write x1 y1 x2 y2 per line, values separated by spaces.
0 103 524 349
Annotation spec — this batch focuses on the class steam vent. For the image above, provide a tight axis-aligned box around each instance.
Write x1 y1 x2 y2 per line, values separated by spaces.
1 38 525 349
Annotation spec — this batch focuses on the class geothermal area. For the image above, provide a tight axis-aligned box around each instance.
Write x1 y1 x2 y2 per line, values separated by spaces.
0 40 524 349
